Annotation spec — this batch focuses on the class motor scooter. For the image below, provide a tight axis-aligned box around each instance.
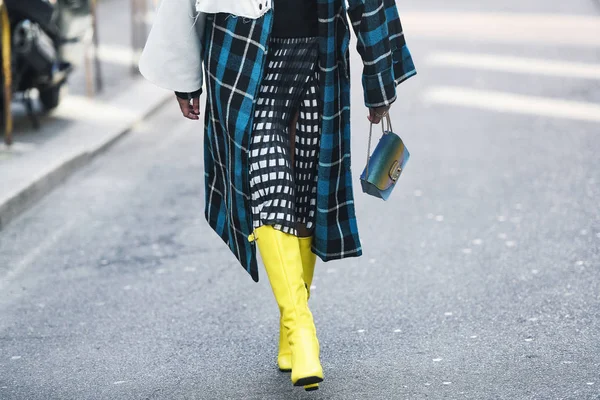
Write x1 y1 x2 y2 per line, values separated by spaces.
0 0 92 132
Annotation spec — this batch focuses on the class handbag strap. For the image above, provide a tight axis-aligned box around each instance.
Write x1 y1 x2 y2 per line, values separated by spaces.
365 114 393 176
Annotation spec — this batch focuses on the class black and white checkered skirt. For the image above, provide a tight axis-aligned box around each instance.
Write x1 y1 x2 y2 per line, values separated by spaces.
249 37 320 237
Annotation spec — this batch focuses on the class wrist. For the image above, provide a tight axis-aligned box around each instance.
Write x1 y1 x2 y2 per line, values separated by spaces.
175 88 202 100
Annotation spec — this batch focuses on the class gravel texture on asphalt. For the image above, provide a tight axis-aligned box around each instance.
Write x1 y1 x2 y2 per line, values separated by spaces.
1 1 599 398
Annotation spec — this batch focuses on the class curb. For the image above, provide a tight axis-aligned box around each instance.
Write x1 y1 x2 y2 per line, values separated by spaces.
0 80 172 230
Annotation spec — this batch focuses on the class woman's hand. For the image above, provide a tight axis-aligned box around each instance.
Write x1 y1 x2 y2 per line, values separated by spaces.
176 94 201 121
367 105 390 124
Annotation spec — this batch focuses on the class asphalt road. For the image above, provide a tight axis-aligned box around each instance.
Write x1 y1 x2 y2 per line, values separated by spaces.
1 1 599 399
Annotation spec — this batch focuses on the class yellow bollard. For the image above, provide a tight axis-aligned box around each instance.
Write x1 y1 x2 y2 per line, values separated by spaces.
0 0 12 145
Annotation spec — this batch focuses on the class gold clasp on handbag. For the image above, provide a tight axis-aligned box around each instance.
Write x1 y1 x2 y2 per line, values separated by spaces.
389 160 402 181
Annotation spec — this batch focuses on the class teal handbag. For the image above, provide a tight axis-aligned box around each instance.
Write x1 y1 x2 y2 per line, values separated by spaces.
360 115 410 200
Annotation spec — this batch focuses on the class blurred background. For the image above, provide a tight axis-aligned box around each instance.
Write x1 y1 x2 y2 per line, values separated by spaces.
0 0 599 399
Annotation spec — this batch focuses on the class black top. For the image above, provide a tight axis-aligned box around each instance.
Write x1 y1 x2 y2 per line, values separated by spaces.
175 0 319 98
271 0 319 38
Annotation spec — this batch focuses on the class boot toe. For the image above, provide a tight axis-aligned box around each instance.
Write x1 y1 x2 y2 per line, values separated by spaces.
304 383 319 391
278 353 292 372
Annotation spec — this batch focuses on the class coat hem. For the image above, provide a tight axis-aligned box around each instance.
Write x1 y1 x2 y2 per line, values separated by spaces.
311 246 363 261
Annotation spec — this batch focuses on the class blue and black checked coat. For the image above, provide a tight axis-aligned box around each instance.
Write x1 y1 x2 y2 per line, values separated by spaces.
202 0 416 281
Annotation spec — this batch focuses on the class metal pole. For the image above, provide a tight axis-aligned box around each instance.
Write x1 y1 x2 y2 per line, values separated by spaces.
130 0 151 75
131 0 141 74
85 0 102 97
0 0 13 146
91 0 103 93
140 0 148 42
84 46 93 97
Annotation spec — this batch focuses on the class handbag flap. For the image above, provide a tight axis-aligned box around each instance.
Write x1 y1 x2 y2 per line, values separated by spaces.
362 132 409 191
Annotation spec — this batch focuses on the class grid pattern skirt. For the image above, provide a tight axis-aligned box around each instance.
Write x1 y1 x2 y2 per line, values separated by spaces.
249 37 320 237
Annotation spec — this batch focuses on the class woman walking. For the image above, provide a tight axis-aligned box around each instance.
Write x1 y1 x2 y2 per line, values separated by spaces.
139 0 416 391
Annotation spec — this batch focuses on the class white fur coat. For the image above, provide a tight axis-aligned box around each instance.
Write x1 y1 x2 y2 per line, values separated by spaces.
138 0 272 93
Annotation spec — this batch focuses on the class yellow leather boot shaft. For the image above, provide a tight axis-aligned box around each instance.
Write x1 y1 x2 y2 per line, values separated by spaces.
298 236 317 298
255 226 323 387
294 236 321 387
255 226 311 329
278 236 317 374
277 318 292 372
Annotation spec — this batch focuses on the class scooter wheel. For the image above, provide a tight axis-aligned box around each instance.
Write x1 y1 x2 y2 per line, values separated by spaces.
39 85 64 112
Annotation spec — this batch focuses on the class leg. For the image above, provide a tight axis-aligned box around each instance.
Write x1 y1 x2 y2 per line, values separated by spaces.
293 69 320 239
293 68 320 295
288 109 314 239
277 109 300 373
253 37 323 388
276 110 316 375
278 70 321 391
289 104 318 297
255 225 324 387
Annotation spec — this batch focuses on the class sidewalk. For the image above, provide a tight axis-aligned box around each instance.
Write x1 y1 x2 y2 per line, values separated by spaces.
0 0 171 229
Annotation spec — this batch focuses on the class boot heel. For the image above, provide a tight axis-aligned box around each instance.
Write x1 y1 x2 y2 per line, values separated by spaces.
294 376 323 387
278 365 292 373
304 383 319 391
290 329 323 386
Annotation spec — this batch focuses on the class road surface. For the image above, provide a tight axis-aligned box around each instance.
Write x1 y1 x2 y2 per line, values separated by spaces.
1 0 599 398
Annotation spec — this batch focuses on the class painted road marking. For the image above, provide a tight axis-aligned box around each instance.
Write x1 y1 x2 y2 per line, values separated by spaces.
426 52 600 80
0 220 76 292
423 86 600 123
404 12 600 48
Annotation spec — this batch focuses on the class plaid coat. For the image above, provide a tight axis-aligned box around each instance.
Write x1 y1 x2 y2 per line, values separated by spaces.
203 0 416 281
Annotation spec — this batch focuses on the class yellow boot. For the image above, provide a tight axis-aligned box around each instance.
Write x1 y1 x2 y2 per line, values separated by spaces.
299 236 317 294
278 236 317 371
298 236 319 391
256 226 323 388
277 319 292 372
277 236 319 390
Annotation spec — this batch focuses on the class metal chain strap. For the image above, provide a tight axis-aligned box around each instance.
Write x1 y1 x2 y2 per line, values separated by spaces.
365 113 393 176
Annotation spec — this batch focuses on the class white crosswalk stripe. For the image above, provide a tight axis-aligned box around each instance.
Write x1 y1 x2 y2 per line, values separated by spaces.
411 11 600 123
423 86 600 123
426 52 600 80
404 11 600 47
